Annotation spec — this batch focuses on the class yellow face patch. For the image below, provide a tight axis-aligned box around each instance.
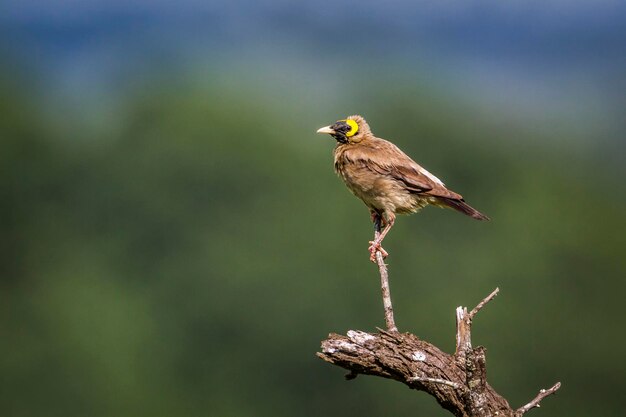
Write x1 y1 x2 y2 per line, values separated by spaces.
344 119 359 137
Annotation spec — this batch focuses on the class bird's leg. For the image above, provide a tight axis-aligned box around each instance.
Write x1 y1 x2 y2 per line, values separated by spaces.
369 212 394 262
369 211 388 262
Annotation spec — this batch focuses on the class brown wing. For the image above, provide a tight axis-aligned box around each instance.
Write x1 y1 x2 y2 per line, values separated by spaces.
367 162 432 192
352 138 463 200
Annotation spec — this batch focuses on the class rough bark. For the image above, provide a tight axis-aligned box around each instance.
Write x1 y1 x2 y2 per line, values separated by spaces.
317 225 560 416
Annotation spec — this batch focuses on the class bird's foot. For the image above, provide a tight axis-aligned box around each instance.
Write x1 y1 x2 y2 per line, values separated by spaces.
368 241 388 263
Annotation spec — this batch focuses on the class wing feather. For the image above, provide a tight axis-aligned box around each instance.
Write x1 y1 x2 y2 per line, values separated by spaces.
349 139 463 200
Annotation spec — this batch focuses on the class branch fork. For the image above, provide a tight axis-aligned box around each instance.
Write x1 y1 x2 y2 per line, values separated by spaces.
318 287 560 417
318 222 560 416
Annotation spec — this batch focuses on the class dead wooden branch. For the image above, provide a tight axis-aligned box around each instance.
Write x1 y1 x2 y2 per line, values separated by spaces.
317 288 561 417
373 217 397 332
515 382 562 416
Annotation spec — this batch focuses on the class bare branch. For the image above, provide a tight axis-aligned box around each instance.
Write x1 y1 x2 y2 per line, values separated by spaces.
455 288 500 358
374 218 397 332
455 306 470 356
318 231 561 416
319 330 513 417
468 287 500 320
515 382 562 416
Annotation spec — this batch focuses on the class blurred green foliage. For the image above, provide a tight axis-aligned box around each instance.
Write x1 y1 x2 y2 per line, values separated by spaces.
1 71 625 417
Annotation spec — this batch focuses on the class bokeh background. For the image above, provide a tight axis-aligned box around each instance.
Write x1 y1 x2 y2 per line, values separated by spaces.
1 1 625 416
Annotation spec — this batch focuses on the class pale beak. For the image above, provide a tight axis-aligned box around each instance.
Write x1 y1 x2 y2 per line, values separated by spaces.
316 125 335 134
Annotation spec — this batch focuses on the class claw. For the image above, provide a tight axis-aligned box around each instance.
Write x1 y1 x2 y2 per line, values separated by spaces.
368 241 388 262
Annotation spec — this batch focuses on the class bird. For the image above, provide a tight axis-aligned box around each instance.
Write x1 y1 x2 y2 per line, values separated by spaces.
317 115 489 262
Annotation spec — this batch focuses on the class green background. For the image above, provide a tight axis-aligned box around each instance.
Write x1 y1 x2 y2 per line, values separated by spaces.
1 3 625 415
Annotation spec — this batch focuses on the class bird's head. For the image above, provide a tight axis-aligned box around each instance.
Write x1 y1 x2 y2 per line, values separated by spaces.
316 115 371 144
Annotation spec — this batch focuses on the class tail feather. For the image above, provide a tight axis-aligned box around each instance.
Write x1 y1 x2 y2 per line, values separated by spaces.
443 198 490 221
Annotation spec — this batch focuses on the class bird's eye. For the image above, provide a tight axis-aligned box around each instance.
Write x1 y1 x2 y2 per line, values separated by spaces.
345 119 359 137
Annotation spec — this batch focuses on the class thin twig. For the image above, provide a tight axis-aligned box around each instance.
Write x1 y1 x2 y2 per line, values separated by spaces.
468 287 500 320
409 376 460 389
374 218 398 332
515 382 561 416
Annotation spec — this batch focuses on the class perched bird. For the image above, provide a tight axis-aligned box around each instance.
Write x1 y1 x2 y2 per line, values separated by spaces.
317 115 489 262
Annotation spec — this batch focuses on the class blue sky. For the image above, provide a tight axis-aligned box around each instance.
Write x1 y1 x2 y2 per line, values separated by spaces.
1 0 624 135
